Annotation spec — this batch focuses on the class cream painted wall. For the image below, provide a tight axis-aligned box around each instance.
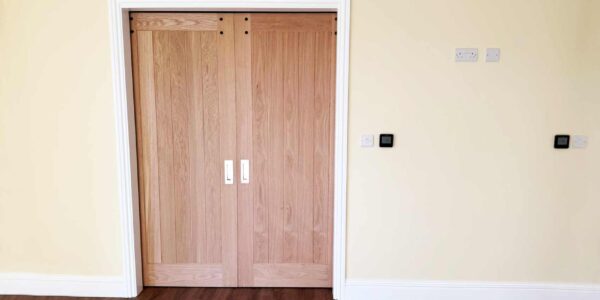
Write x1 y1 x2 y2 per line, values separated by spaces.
0 0 122 275
1 0 599 285
347 0 600 283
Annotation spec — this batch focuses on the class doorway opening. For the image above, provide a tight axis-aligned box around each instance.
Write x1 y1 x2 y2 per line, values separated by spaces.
108 1 349 298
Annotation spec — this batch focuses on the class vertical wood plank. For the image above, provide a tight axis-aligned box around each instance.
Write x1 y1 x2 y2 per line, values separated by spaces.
327 15 337 267
200 31 222 264
313 32 332 265
267 32 285 264
252 31 270 265
297 31 316 264
282 32 300 263
170 31 194 263
189 32 207 264
136 31 162 264
153 31 177 263
131 31 148 267
217 13 238 286
234 13 254 286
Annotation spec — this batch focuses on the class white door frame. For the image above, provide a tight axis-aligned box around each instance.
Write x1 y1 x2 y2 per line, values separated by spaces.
108 0 350 298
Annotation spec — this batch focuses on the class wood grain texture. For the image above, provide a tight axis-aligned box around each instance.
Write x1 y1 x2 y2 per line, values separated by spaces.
135 31 162 265
169 31 194 264
189 31 207 265
153 30 177 264
282 32 300 264
328 14 337 270
312 31 333 265
251 30 270 265
267 31 285 264
131 30 146 268
251 13 334 32
200 30 223 265
131 13 219 31
216 13 238 287
297 31 316 264
241 13 336 287
253 264 331 287
133 12 334 288
144 264 224 287
234 13 254 287
132 14 238 287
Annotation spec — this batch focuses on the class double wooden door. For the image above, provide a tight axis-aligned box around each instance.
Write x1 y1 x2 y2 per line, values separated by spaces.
131 13 336 288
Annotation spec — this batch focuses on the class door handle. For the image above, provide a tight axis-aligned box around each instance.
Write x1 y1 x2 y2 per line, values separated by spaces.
224 160 234 185
240 160 250 184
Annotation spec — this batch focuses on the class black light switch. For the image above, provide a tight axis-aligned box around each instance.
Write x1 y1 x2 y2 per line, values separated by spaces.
554 135 570 149
379 134 394 148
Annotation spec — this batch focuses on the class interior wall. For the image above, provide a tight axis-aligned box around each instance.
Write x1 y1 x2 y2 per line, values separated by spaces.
1 0 599 285
347 0 600 283
0 0 122 275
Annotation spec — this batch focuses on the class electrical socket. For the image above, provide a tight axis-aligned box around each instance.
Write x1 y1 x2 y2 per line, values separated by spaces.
486 48 501 62
456 48 478 62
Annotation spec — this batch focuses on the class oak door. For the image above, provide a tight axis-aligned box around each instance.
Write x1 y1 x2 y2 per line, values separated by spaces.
131 13 238 287
132 12 336 288
235 13 336 287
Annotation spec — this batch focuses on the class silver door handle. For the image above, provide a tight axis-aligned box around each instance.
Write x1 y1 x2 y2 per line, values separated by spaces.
224 160 234 185
240 160 249 184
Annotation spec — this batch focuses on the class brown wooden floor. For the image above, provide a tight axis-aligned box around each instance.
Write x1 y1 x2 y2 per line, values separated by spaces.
0 287 333 300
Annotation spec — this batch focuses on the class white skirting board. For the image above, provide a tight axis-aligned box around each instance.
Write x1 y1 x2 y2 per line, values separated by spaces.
3 275 599 299
0 273 129 298
344 280 600 300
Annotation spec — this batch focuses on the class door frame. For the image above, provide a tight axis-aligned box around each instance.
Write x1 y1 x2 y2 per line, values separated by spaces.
108 0 350 298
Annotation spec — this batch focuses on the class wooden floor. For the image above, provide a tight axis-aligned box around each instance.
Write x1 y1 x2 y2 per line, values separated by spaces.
0 287 333 300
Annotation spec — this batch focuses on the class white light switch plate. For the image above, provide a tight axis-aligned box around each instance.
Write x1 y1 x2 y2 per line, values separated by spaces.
456 48 478 62
486 48 501 62
572 135 588 149
360 134 374 147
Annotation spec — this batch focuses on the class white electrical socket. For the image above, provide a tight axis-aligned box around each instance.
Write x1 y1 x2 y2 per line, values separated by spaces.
360 134 374 147
486 48 501 62
572 135 588 149
456 48 478 62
